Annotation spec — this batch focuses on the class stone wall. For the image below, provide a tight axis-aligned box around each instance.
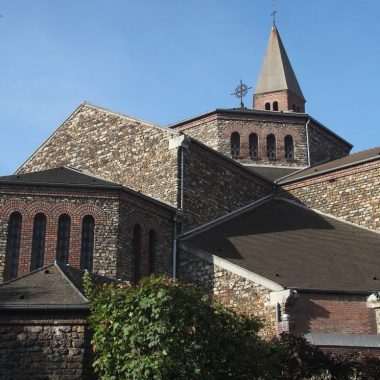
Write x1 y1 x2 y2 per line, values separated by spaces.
182 141 272 231
17 103 179 207
308 121 351 165
289 293 377 336
177 250 276 338
0 311 94 380
279 159 380 231
0 184 174 283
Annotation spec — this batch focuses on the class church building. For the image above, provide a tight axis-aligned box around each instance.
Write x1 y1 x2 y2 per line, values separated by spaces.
0 24 380 377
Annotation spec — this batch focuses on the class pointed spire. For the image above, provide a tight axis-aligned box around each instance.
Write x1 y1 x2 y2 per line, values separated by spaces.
253 25 306 112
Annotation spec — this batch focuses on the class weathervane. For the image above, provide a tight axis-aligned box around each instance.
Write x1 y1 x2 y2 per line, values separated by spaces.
271 0 278 25
231 80 252 108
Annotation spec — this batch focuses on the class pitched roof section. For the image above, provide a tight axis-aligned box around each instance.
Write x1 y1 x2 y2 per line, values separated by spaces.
180 198 380 293
0 166 121 188
255 26 305 100
0 263 118 309
278 146 380 184
244 165 302 182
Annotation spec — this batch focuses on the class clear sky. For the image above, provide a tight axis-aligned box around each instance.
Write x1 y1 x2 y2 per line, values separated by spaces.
0 0 379 175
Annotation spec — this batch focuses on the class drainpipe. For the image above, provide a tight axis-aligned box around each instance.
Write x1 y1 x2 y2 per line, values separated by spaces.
168 134 190 279
305 118 311 167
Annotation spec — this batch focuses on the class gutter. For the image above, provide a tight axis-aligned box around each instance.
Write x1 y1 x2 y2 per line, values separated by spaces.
279 154 380 185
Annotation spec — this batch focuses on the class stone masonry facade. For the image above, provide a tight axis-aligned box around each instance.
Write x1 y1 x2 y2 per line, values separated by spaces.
171 110 351 168
280 159 380 232
17 103 180 207
0 184 174 283
0 311 94 380
182 141 272 230
177 250 277 339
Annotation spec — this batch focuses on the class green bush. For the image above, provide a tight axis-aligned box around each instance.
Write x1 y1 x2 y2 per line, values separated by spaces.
84 274 262 379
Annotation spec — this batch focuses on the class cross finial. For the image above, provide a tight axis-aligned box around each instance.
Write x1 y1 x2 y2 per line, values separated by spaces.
271 0 278 25
231 80 252 108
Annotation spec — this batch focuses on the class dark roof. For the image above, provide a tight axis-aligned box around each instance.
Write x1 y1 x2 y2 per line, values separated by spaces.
244 165 301 182
0 166 121 188
279 147 380 184
0 263 118 309
180 198 380 293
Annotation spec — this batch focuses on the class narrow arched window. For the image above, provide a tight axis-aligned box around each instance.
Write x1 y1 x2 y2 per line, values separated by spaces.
267 134 276 159
132 224 142 283
80 215 95 271
249 133 258 158
296 106 300 112
149 230 157 274
292 104 296 112
4 212 22 281
265 102 270 110
56 214 71 265
273 101 279 111
30 213 46 271
284 135 294 160
230 132 240 157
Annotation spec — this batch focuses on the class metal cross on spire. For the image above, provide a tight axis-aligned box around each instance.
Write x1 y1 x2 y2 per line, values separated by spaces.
231 80 252 108
271 0 278 25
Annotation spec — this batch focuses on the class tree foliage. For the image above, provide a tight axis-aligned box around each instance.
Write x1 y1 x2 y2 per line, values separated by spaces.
84 273 262 379
84 273 380 380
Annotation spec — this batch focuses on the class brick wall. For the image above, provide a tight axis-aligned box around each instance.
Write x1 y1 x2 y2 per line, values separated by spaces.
0 184 174 283
289 293 377 336
182 141 272 230
177 250 276 338
253 89 305 113
0 311 94 380
17 103 179 206
280 159 380 231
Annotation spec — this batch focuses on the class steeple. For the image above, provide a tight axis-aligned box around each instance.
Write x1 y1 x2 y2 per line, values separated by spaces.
253 25 306 113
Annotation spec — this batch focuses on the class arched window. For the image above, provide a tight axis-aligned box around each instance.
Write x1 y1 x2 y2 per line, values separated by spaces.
56 214 71 265
273 101 279 111
265 102 270 110
132 224 142 283
80 215 95 271
149 230 157 274
284 135 294 160
292 104 296 112
249 133 258 158
4 212 22 281
230 132 240 157
296 106 300 112
30 213 46 271
267 134 276 159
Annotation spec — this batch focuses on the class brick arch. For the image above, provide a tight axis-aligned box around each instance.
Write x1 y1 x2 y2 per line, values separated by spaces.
74 204 107 224
0 200 27 220
24 201 55 220
49 203 77 219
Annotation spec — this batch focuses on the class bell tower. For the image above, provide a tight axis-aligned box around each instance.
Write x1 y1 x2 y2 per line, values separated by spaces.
253 25 306 113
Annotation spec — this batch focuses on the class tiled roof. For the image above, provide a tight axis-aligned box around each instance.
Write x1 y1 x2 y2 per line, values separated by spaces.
180 198 380 293
0 263 118 309
278 147 380 184
0 166 121 188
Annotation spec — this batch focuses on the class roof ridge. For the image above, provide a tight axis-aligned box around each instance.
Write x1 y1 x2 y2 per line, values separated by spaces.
55 263 88 303
0 263 55 287
179 194 274 240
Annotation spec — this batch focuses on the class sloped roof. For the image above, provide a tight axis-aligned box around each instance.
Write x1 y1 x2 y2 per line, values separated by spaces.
0 166 121 188
255 26 305 100
278 146 380 184
244 165 301 182
180 198 380 293
0 263 118 309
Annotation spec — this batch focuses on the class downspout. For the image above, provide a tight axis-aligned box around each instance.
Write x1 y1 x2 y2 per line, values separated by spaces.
169 135 190 279
305 118 311 167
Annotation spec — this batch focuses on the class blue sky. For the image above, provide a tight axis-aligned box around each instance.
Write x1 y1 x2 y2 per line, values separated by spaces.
0 0 379 175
